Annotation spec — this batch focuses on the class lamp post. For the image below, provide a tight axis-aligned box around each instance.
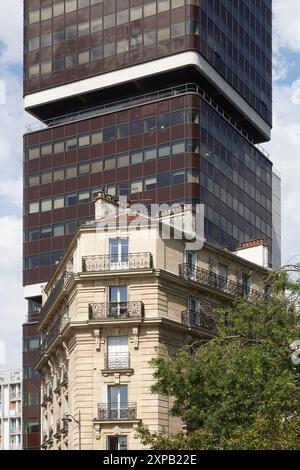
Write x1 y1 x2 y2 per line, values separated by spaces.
63 411 81 450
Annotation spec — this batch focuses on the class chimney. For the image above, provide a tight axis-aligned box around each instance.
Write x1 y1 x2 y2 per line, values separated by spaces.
234 239 269 268
94 191 119 221
236 239 267 251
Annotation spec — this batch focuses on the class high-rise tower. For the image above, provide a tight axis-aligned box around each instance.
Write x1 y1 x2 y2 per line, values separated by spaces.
22 0 277 449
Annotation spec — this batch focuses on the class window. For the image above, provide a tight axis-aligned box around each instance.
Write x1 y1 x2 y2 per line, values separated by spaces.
41 171 52 185
172 140 185 154
66 25 77 40
29 64 39 78
29 10 40 24
66 54 77 69
104 156 116 171
157 173 170 187
104 42 115 57
66 193 77 206
28 228 40 241
158 113 170 129
29 202 39 214
107 385 128 418
41 143 52 156
117 39 129 54
117 124 129 139
66 220 77 234
107 185 116 196
78 51 90 65
130 6 142 21
53 251 64 265
53 196 64 210
78 191 90 203
172 170 185 185
107 337 129 369
28 174 40 187
107 436 128 451
91 159 102 173
219 263 229 281
53 2 64 17
109 239 129 267
158 26 170 42
131 180 143 193
144 147 157 160
40 253 52 266
53 29 64 44
53 224 64 237
144 117 157 133
171 110 185 126
66 0 77 13
66 166 77 179
104 13 115 29
40 226 52 239
66 137 77 151
144 1 157 17
131 121 142 135
78 162 90 175
41 33 52 48
144 30 156 46
104 127 116 142
91 18 102 33
131 150 143 165
158 143 171 158
28 146 40 160
78 134 90 147
171 22 185 38
41 199 52 212
117 10 129 25
53 168 64 181
144 177 157 191
54 140 65 154
117 153 130 168
54 57 65 72
28 37 39 52
91 131 103 145
78 21 90 37
25 419 39 434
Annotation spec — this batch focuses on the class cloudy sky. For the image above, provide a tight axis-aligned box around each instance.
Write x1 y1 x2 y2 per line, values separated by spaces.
0 0 300 371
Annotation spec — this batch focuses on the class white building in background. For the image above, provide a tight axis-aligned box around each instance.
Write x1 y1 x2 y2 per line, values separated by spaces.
0 371 22 450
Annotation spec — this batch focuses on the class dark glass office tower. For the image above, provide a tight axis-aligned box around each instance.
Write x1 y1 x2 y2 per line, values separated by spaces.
22 0 277 449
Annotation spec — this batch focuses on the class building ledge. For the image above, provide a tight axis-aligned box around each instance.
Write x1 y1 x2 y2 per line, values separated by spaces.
101 368 134 377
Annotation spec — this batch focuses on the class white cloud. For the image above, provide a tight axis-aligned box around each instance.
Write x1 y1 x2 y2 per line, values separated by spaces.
273 0 300 54
0 215 25 371
0 0 23 64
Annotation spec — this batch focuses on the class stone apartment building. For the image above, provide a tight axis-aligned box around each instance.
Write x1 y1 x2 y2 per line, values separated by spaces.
0 371 22 450
35 193 269 450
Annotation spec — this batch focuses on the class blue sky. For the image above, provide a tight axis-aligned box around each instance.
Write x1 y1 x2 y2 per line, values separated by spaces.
0 0 300 371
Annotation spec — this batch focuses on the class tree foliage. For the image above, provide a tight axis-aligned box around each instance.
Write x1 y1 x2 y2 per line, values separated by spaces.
138 271 300 450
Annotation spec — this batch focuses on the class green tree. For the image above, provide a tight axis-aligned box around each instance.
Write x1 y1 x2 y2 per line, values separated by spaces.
138 271 300 450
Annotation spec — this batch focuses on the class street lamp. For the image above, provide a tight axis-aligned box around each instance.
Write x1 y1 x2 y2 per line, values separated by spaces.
62 411 81 450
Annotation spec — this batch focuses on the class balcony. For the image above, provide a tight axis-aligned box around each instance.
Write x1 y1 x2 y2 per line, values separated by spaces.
179 264 266 301
40 270 73 323
41 311 69 354
182 310 216 331
104 353 130 370
55 418 68 435
97 403 137 421
82 253 153 272
89 302 144 321
10 393 21 401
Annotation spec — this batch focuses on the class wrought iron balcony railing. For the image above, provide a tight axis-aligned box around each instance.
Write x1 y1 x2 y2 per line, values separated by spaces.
82 253 153 272
179 264 266 301
89 302 144 320
55 418 68 435
182 310 216 331
39 269 73 323
41 311 69 354
98 403 137 421
104 353 130 370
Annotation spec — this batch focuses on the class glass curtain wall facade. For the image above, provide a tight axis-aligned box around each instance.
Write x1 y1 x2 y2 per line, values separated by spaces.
22 0 273 449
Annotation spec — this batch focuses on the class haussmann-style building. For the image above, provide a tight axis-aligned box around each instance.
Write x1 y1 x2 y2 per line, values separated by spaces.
35 193 271 450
